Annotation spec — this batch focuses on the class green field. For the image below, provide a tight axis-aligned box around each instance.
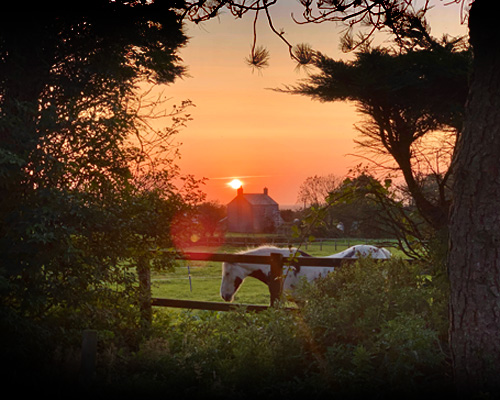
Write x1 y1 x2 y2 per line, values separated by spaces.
151 239 400 306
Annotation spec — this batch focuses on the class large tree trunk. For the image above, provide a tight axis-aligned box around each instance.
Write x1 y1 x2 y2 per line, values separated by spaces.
448 0 500 394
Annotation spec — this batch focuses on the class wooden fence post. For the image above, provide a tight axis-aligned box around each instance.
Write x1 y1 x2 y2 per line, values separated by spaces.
137 256 152 331
269 252 283 306
80 329 97 386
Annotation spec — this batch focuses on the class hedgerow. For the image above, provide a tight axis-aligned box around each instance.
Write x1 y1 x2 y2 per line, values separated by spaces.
95 257 452 399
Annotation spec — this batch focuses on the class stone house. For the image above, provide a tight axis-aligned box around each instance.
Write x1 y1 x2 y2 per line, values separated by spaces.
227 187 282 233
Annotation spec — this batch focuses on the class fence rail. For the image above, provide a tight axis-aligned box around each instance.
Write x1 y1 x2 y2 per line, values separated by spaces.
151 298 289 312
172 251 357 266
187 236 397 250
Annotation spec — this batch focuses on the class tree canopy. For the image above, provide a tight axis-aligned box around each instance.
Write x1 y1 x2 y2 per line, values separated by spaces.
282 36 470 231
0 1 202 371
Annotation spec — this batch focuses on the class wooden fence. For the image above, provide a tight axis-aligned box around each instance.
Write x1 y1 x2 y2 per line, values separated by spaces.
187 236 395 250
144 251 358 317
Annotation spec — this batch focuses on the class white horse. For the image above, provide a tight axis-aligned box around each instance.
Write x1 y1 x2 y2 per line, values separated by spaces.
220 246 321 302
220 244 391 302
325 244 392 259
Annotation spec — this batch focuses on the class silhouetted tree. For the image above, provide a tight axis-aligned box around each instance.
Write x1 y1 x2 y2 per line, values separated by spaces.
196 201 227 238
282 38 470 232
297 173 391 238
297 174 341 207
0 0 199 384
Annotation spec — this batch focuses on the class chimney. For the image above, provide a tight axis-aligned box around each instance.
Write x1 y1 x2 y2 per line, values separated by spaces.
237 187 243 196
263 187 268 195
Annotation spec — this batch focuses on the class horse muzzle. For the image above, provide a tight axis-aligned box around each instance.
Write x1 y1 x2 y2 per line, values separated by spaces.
221 292 233 302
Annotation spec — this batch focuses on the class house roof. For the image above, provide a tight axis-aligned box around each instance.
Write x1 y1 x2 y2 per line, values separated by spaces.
228 187 278 206
241 193 278 205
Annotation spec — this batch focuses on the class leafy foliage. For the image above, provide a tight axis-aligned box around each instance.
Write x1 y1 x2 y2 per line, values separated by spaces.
0 1 203 385
281 35 470 233
328 172 436 258
90 257 451 398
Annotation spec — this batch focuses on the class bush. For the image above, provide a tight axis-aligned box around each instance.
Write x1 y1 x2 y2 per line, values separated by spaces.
99 309 309 399
294 257 451 396
89 258 452 399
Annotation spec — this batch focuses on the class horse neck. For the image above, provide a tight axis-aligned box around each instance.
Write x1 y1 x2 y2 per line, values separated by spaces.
240 261 270 284
242 259 269 273
247 264 270 285
237 247 286 283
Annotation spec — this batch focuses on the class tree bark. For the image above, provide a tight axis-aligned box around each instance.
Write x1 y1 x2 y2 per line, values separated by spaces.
448 0 500 394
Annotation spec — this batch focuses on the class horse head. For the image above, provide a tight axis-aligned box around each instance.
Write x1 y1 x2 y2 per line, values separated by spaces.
220 245 294 302
220 261 246 302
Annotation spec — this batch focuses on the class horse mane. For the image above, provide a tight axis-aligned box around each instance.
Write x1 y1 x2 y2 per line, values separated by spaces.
236 245 290 255
234 245 312 276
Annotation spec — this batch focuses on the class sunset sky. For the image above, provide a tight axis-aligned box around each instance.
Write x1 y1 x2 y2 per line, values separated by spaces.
165 1 468 208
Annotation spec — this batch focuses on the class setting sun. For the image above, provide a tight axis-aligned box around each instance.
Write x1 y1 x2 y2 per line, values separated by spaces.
228 178 243 189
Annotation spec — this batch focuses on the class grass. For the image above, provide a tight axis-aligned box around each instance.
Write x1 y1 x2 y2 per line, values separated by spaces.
151 239 402 306
152 265 270 304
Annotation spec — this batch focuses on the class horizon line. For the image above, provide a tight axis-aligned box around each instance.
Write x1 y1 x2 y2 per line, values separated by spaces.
209 175 274 180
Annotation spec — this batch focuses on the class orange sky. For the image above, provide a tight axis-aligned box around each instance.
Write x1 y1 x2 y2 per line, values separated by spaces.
164 1 467 208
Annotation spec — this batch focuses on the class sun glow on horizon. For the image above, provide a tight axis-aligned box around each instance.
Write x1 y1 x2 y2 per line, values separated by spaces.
228 178 243 189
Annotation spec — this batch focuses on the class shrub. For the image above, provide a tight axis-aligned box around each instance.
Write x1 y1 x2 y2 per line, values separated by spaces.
93 257 452 399
294 257 451 396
